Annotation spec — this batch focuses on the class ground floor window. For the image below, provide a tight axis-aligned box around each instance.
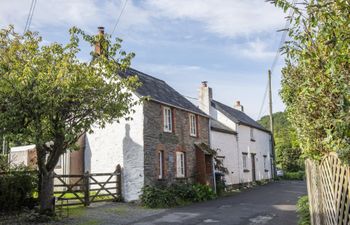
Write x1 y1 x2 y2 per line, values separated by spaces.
263 155 267 171
242 153 248 170
176 151 186 178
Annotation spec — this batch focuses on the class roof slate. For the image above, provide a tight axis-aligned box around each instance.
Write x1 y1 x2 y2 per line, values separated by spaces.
211 118 237 135
211 100 270 133
119 68 207 116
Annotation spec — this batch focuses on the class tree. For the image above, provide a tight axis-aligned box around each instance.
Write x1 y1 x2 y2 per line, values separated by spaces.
258 111 303 171
0 26 141 214
269 0 350 163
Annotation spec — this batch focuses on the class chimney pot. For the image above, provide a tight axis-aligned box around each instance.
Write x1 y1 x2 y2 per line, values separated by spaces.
201 81 208 87
98 26 105 34
234 100 244 112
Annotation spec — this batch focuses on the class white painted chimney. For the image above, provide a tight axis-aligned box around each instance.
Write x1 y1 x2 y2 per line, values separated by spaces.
198 81 212 115
234 100 244 112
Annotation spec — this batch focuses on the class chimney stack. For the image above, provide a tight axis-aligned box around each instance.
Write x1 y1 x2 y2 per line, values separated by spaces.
234 100 244 112
198 81 212 115
95 26 105 56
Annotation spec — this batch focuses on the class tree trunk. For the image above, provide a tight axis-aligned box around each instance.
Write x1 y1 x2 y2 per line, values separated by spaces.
39 170 55 215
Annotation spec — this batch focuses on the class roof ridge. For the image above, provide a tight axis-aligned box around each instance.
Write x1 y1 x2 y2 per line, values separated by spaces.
128 67 165 83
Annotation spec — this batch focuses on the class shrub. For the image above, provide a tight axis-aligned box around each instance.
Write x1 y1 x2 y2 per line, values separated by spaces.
0 168 38 211
297 195 311 225
140 183 216 208
282 171 305 180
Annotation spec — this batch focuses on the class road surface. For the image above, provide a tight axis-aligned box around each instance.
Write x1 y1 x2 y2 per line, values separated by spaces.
132 180 307 225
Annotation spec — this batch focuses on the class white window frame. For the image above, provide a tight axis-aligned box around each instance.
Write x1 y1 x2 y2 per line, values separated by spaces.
189 114 197 137
176 152 185 178
163 107 172 132
158 151 164 179
250 128 254 140
242 153 248 170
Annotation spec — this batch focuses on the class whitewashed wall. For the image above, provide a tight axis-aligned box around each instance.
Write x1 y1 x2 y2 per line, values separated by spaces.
210 130 240 185
85 94 144 201
236 125 272 183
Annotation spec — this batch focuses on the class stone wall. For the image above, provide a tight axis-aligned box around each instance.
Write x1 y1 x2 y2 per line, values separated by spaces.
143 101 210 186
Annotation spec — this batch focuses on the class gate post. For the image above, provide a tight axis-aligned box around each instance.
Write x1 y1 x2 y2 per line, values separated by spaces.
84 171 90 206
116 164 122 201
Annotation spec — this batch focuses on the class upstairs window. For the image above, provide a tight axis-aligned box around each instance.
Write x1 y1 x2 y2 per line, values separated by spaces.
163 107 172 132
250 128 255 141
176 152 186 178
189 114 197 137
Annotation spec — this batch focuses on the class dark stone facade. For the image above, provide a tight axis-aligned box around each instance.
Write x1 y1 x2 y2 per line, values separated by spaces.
143 100 210 186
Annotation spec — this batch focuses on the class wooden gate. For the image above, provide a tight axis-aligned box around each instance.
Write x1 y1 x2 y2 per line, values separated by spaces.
54 165 122 207
306 153 350 225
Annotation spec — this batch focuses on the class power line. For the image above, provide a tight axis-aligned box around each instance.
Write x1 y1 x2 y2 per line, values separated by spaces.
24 0 37 34
111 0 129 36
256 1 295 120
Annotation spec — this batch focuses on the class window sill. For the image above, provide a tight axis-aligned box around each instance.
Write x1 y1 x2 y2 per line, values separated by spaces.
163 130 173 133
175 177 187 180
243 169 250 173
190 134 197 138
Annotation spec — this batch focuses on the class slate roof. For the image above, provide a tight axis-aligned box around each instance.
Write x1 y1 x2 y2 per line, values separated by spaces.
211 100 270 133
119 68 207 117
211 119 237 135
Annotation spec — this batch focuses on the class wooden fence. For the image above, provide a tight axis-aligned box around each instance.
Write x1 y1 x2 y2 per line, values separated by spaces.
305 153 350 225
54 164 122 207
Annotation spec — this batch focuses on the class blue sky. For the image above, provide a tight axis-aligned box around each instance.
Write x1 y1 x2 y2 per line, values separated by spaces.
0 0 287 119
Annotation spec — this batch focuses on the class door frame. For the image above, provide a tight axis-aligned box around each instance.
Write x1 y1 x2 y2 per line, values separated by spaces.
251 153 256 182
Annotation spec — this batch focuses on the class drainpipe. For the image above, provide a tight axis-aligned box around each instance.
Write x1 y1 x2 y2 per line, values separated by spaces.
209 119 217 193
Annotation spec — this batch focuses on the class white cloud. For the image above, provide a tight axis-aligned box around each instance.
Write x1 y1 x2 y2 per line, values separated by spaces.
144 0 286 38
230 38 276 60
0 0 151 33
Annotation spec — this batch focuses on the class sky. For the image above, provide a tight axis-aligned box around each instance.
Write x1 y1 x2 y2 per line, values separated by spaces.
0 0 288 120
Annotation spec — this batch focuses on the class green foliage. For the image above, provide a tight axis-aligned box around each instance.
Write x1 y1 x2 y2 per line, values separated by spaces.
269 0 350 163
297 195 311 225
0 25 141 213
0 154 9 172
0 169 38 211
282 171 305 180
140 183 216 208
259 112 303 171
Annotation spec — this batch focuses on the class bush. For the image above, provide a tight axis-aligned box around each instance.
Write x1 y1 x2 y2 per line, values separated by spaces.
140 183 216 208
282 171 305 180
297 195 311 225
0 168 38 211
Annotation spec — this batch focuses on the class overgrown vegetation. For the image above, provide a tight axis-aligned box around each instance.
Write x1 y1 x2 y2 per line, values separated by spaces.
259 112 303 172
140 183 216 208
282 171 305 180
0 168 38 211
269 0 350 163
297 195 311 225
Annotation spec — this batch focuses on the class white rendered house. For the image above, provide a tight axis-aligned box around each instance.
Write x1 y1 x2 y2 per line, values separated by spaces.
199 81 273 185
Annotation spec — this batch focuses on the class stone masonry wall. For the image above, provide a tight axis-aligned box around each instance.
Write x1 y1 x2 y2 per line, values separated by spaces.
143 100 210 186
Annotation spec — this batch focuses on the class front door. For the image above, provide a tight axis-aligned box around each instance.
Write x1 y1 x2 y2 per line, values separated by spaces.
251 153 256 182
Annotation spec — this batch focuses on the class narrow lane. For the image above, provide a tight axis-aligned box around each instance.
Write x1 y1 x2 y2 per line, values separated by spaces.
132 181 307 225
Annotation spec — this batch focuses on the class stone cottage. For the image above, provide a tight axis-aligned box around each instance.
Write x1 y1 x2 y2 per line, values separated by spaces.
199 81 273 186
84 68 213 201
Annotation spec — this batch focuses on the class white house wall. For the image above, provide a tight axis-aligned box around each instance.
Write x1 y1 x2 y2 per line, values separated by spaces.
237 124 272 183
210 106 272 184
210 130 240 185
85 94 144 202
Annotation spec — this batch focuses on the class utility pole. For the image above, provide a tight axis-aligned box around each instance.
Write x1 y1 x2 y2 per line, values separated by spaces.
268 70 276 178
